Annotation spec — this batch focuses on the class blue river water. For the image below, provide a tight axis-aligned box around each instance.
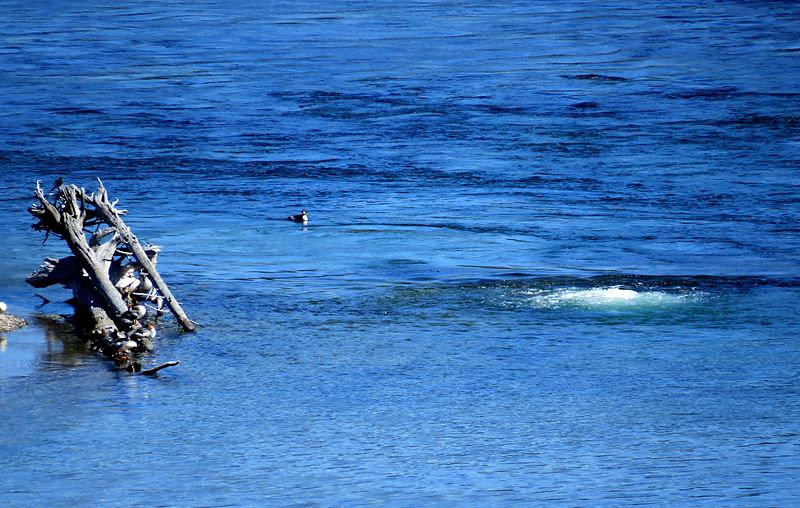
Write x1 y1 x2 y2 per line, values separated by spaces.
1 1 799 506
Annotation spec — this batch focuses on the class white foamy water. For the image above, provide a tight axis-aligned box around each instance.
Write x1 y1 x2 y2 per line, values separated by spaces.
534 286 692 310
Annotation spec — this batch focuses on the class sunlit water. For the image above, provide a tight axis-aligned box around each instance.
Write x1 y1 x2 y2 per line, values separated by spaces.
1 1 799 506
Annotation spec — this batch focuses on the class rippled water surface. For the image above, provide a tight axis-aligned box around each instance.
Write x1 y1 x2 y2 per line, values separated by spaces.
1 1 799 506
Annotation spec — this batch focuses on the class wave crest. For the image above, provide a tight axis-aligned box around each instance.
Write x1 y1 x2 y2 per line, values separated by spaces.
526 286 692 310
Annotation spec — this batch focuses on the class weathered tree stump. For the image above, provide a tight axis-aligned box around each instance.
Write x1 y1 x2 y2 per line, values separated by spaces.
27 179 192 373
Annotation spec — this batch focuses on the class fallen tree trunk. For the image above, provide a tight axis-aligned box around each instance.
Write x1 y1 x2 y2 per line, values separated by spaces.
27 255 120 339
27 179 191 373
83 183 195 332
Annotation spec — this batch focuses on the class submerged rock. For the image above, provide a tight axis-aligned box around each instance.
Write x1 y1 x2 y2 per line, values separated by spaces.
0 313 27 333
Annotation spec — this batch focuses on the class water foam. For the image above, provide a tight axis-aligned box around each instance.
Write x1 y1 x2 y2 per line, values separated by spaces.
527 286 691 310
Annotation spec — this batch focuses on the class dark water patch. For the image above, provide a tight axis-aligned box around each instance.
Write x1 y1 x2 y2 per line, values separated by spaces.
364 221 538 240
188 270 791 329
371 274 800 322
569 101 599 109
275 89 429 119
713 114 799 128
666 86 741 100
475 104 535 116
561 74 629 82
48 107 106 115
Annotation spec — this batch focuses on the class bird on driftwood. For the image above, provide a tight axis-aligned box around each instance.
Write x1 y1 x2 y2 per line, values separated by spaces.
131 304 147 320
132 322 157 341
131 322 157 352
120 304 147 326
112 338 139 353
288 209 308 223
50 177 63 191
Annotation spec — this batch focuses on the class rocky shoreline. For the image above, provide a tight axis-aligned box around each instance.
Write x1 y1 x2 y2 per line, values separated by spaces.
0 313 27 333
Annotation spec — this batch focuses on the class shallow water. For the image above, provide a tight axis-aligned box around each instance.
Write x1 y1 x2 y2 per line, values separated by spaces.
1 1 799 506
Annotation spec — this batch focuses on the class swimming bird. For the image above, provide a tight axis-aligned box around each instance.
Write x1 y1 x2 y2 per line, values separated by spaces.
288 209 308 223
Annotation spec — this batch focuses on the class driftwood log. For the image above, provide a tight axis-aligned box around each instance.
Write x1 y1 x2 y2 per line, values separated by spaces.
27 179 192 374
